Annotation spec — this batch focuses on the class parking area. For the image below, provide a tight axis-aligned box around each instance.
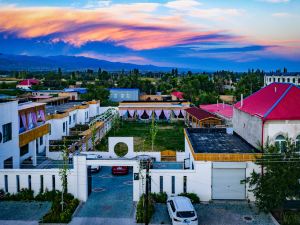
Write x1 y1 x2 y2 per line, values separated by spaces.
151 201 275 225
74 166 134 219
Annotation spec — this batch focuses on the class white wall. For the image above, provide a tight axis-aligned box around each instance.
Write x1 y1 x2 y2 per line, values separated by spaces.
48 117 68 140
233 108 262 148
264 120 300 144
0 155 88 201
0 101 20 169
77 108 89 124
88 103 100 119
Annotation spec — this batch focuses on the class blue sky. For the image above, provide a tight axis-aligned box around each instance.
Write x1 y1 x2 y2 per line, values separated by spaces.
0 0 299 71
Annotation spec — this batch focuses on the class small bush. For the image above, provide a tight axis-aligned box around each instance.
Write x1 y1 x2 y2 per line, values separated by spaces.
1 188 34 201
151 192 168 203
136 194 154 223
282 211 300 225
178 193 200 204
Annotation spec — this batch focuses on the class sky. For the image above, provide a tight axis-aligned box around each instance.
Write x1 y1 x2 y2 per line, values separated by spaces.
0 0 299 71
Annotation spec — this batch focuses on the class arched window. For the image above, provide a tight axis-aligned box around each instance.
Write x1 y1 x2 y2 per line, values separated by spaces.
275 135 286 152
296 135 300 152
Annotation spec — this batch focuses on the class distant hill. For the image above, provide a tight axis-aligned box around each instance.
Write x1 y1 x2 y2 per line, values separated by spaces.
0 54 172 72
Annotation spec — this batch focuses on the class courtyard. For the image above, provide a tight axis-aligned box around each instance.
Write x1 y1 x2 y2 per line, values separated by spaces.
97 121 185 153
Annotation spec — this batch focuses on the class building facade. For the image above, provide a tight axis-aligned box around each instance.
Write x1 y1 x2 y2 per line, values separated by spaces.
264 73 300 86
109 88 140 102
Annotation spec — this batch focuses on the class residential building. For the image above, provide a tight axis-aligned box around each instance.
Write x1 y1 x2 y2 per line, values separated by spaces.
109 88 140 102
31 90 78 100
233 83 300 149
264 72 300 86
185 107 222 128
119 101 190 120
16 79 39 90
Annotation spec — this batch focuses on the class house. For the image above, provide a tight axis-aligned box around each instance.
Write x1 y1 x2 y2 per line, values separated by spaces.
31 90 79 100
16 79 39 90
264 72 300 86
119 101 190 120
184 107 222 128
233 83 300 149
171 91 184 100
108 88 140 102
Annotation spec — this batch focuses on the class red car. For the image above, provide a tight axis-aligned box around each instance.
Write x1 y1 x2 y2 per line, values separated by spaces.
112 166 129 175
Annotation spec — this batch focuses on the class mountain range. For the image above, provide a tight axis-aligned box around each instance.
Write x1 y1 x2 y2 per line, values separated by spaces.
0 54 173 72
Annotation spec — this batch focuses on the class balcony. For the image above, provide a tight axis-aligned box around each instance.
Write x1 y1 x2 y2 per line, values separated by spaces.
19 123 50 147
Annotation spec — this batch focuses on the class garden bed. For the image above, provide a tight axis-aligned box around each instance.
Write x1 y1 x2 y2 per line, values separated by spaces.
96 121 185 153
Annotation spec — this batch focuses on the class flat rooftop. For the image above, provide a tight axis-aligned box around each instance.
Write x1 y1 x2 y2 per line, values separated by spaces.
45 102 84 115
18 102 46 111
186 128 259 154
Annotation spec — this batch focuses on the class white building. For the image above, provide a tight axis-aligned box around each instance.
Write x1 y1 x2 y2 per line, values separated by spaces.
233 83 300 150
264 73 300 86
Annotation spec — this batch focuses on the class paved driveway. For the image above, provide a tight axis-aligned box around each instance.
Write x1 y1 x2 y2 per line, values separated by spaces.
71 166 134 225
151 201 276 225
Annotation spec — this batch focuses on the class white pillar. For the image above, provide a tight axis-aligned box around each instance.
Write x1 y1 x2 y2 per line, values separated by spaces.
73 155 88 201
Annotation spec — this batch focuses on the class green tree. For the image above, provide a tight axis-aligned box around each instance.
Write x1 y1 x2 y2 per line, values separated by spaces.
149 115 158 151
59 139 69 211
248 138 300 213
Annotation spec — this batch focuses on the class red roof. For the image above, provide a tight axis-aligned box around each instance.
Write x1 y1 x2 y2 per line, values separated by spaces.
19 79 39 85
234 83 300 121
200 103 233 119
171 91 184 99
185 107 220 121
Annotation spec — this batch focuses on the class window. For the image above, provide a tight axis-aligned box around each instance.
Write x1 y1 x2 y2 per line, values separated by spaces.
69 116 71 125
278 78 281 82
2 123 12 143
49 124 51 135
40 175 44 193
63 122 65 132
170 200 176 212
52 175 56 191
28 175 32 190
273 78 275 82
40 136 43 146
287 78 290 83
73 114 76 123
275 135 286 152
296 136 300 152
282 78 285 82
16 175 20 192
293 78 296 83
20 144 29 156
183 176 187 193
159 176 163 193
4 175 8 192
171 176 175 194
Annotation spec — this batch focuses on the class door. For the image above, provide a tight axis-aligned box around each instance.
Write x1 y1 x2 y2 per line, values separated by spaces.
212 168 246 200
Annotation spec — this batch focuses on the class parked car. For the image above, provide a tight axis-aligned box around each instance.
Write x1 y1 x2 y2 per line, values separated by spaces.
167 196 198 225
90 165 101 173
86 154 102 173
112 166 129 175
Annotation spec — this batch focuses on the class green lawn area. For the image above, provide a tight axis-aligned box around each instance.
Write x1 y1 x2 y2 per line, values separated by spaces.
96 121 185 153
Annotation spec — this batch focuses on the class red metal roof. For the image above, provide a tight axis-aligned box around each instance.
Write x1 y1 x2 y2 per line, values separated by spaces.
171 91 184 99
234 83 300 121
19 79 39 85
200 103 233 119
185 107 220 121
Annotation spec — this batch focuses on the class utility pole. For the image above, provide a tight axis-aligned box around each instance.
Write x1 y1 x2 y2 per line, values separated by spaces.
144 159 150 225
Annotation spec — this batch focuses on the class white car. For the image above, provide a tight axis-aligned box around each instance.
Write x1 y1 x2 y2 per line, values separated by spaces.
167 196 198 225
86 154 102 173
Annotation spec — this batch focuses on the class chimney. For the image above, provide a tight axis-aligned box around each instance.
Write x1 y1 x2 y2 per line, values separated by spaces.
223 101 225 109
275 86 277 93
217 99 219 107
241 94 243 107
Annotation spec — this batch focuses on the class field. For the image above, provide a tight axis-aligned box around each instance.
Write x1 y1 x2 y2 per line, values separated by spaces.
96 121 185 153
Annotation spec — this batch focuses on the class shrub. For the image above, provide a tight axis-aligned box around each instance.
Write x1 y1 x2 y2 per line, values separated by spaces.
151 192 168 203
136 194 154 223
1 188 34 201
178 193 200 204
282 211 300 225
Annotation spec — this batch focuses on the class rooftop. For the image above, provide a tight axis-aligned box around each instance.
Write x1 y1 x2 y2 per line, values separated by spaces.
46 101 84 115
186 128 258 154
265 72 299 77
234 83 300 121
200 103 233 119
18 102 46 111
185 107 220 121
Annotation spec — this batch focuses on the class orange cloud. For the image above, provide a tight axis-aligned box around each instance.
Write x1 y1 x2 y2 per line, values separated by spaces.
0 6 237 50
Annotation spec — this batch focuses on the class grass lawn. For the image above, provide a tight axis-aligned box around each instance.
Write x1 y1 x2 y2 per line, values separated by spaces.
96 121 185 153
